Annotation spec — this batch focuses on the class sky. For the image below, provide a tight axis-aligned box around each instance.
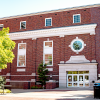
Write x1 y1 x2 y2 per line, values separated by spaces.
0 0 100 18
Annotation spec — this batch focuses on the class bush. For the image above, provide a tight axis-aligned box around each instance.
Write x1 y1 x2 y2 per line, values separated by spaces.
0 89 11 93
0 76 6 88
31 86 42 89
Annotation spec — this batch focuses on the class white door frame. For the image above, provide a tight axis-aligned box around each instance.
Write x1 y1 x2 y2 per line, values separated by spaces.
67 74 89 87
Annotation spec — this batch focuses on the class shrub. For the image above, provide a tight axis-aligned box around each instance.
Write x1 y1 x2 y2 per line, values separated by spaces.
0 76 6 88
0 89 11 93
31 86 42 89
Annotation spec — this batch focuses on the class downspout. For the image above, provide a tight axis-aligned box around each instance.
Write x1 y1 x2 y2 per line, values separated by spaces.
35 38 37 86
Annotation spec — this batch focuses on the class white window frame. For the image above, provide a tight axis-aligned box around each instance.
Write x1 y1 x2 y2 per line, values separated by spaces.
45 18 52 26
73 14 81 23
43 41 53 66
20 21 26 29
17 43 26 67
69 37 86 54
0 24 4 29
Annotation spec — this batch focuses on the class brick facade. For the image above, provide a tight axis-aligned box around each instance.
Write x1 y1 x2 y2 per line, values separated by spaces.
0 4 100 89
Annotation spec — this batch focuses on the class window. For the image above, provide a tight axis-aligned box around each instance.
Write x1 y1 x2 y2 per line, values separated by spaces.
43 41 53 66
69 37 86 54
20 21 26 29
45 18 52 26
73 14 81 23
17 43 26 67
0 24 4 30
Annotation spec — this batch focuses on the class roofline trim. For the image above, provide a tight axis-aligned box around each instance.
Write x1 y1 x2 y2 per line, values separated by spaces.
0 3 100 20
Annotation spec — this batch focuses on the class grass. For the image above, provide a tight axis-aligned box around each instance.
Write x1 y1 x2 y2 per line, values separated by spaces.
0 89 11 94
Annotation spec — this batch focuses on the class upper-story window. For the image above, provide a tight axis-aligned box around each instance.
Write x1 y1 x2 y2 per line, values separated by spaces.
20 21 26 29
43 41 53 66
0 24 4 30
73 14 81 23
17 43 26 67
45 18 52 26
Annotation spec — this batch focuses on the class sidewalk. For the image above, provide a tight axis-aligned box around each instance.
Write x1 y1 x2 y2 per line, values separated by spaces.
0 87 99 100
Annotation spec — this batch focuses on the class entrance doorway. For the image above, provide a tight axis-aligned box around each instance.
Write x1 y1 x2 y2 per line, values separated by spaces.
67 71 89 87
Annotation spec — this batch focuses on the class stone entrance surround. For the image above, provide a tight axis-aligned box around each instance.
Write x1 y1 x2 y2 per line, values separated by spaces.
58 55 97 88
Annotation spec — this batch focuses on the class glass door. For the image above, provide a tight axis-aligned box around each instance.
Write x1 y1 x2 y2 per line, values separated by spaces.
67 71 89 87
67 75 72 87
79 75 83 87
73 75 78 87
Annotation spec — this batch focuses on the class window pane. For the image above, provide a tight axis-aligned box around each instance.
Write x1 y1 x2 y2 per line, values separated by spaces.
46 19 51 26
19 55 25 60
83 71 89 74
78 71 83 74
85 75 89 82
79 75 83 81
45 54 52 65
73 41 82 50
73 71 78 74
85 83 89 87
18 60 25 66
73 76 77 82
21 22 26 29
68 76 72 82
73 83 77 87
79 83 83 87
19 44 26 49
68 71 72 74
45 42 52 47
74 15 80 23
68 83 72 87
18 55 25 66
0 24 3 30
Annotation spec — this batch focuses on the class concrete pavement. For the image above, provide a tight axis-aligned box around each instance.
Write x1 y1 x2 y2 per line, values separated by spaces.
0 87 99 100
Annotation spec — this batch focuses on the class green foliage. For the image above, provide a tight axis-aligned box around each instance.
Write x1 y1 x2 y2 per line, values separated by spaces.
31 86 42 89
37 62 48 86
0 89 11 93
0 27 15 69
0 76 6 88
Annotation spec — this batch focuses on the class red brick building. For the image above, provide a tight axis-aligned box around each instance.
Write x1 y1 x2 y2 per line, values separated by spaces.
0 4 100 88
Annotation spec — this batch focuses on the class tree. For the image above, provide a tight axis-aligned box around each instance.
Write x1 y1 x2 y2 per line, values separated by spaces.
37 62 48 88
0 27 15 69
0 76 6 88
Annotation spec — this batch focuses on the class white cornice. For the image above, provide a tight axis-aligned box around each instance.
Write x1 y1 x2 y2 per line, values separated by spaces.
9 24 97 40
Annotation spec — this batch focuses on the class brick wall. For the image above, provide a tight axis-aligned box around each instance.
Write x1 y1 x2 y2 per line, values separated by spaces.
0 6 100 88
91 7 100 74
0 8 91 33
0 34 95 80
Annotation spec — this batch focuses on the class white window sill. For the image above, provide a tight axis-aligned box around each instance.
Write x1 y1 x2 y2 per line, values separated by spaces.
47 65 53 66
17 66 26 67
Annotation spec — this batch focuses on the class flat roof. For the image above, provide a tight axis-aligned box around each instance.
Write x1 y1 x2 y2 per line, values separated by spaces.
0 3 100 20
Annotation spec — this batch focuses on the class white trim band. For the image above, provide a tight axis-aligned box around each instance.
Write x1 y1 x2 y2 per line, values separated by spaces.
9 24 97 40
